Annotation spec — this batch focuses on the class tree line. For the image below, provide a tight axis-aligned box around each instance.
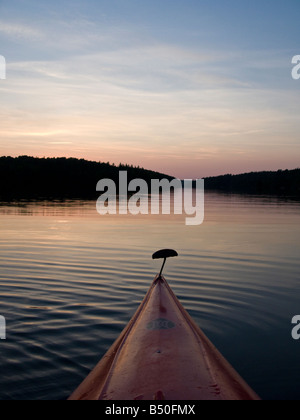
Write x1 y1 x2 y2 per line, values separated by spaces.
0 156 174 200
204 169 300 197
0 156 299 200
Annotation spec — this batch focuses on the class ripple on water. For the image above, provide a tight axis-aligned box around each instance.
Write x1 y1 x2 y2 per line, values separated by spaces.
0 196 300 400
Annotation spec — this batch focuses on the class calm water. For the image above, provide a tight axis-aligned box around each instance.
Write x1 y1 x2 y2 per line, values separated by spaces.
0 192 299 400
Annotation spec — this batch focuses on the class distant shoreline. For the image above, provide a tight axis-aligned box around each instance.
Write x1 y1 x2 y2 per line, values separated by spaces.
204 169 300 197
0 156 174 200
0 156 299 200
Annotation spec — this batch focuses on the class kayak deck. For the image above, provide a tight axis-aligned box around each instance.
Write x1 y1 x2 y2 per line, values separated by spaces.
69 276 260 401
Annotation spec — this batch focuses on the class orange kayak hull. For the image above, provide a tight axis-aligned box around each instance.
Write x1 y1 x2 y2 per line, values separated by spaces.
69 276 260 401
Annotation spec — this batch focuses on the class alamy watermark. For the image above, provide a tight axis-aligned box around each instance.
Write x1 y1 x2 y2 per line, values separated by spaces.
0 316 6 340
96 171 204 226
292 316 300 340
0 55 6 80
292 55 300 80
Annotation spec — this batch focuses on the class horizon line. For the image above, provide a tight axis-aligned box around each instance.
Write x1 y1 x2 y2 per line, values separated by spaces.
0 154 299 180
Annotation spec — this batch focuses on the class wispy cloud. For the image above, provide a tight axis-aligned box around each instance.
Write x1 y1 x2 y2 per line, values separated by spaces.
48 141 73 144
0 21 42 39
20 131 71 138
0 1 299 177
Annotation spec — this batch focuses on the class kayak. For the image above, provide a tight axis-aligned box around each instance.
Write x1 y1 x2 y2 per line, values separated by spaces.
69 250 260 401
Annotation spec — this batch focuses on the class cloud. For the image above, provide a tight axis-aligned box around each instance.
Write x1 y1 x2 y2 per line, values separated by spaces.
0 10 298 177
2 45 297 155
0 21 42 39
8 60 71 80
20 131 71 138
48 141 73 144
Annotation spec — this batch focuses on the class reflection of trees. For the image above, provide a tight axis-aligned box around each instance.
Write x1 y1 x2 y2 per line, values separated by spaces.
205 169 300 197
0 156 174 200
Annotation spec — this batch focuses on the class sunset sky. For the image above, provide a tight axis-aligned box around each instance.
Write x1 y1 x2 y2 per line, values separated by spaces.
0 0 299 178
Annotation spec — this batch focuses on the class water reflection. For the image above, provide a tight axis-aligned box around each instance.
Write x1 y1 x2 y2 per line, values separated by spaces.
0 192 299 400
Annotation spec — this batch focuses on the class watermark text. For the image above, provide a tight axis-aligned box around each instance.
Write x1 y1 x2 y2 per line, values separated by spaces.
96 172 204 226
292 55 300 80
292 316 300 340
104 404 196 417
0 55 6 80
0 316 6 340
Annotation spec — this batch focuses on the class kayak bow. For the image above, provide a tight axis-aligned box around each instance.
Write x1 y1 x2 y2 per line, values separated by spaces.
69 250 260 401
